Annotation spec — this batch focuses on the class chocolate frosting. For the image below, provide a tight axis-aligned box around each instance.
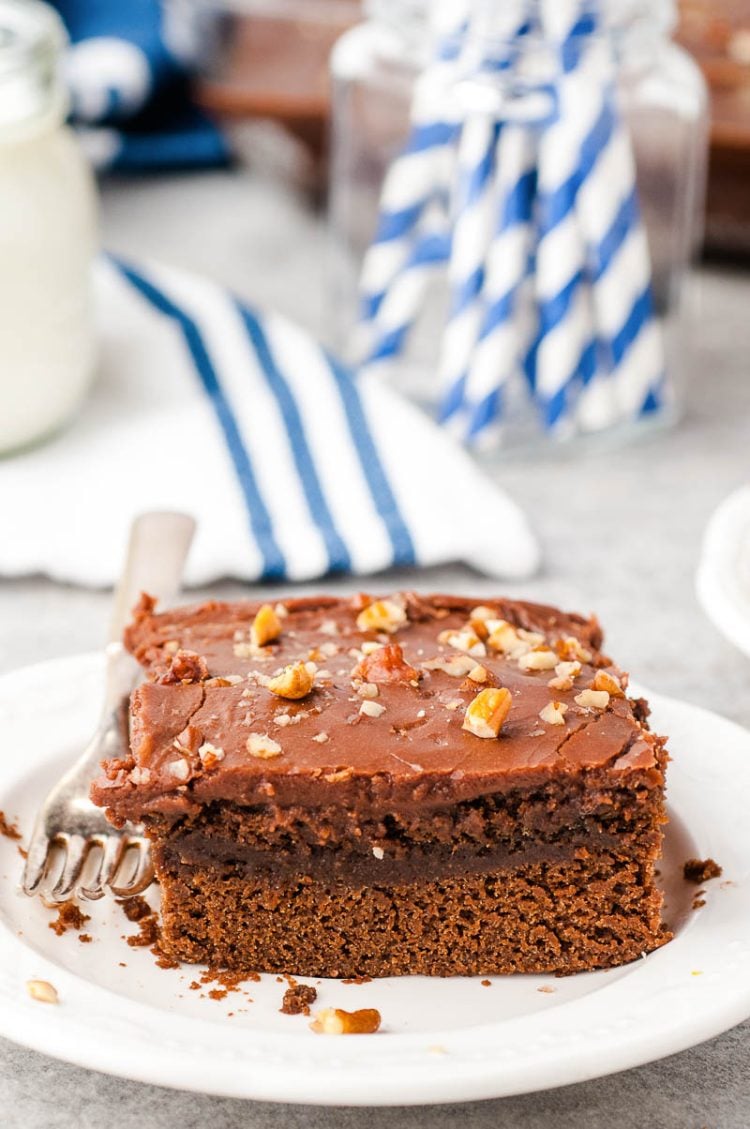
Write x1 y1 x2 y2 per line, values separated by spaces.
90 593 664 822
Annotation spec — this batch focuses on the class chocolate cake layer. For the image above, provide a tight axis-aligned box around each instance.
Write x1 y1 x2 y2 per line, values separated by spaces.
155 851 668 978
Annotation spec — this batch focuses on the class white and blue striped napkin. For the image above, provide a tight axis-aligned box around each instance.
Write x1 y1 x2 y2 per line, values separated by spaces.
0 256 539 588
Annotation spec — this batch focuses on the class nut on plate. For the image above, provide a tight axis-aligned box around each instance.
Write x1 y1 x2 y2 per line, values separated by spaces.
26 979 58 1004
310 1007 382 1035
268 661 316 700
356 599 407 634
462 687 512 738
250 603 283 647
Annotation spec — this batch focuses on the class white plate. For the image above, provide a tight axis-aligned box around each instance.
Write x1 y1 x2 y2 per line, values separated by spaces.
0 654 749 1107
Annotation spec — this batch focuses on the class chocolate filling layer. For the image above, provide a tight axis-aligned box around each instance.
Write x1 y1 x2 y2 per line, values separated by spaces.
156 827 659 885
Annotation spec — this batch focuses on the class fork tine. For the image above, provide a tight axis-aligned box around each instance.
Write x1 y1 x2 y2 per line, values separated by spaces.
22 835 54 896
79 836 126 901
109 837 154 898
48 834 89 903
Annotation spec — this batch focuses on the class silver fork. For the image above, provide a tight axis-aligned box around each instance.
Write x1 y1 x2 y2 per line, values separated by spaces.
21 511 196 903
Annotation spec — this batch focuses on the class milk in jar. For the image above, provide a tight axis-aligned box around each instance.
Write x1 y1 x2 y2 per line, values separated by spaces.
0 0 97 455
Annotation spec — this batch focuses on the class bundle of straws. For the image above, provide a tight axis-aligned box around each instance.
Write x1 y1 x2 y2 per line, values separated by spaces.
357 0 666 448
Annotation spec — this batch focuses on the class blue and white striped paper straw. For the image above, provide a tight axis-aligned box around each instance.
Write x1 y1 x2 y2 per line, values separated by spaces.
443 124 538 443
357 1 468 369
358 0 666 445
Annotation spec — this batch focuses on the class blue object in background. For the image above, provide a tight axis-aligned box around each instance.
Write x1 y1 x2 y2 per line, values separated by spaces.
51 0 230 172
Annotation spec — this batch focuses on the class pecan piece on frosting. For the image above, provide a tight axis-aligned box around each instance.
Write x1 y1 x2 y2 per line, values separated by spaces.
352 643 421 686
159 649 209 685
462 687 512 738
355 598 407 634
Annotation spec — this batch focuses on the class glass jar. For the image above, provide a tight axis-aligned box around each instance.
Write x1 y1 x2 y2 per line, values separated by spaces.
329 0 709 454
0 0 98 455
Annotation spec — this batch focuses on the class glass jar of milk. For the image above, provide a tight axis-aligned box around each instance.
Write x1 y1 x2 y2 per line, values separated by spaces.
0 0 97 455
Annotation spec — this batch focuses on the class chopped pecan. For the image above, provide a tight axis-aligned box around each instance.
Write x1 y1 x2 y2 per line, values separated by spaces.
352 643 421 685
160 649 209 685
462 687 512 738
267 661 316 700
438 629 486 658
592 670 625 697
356 598 407 634
518 648 557 672
555 636 593 664
251 603 283 647
246 733 283 758
310 1007 382 1035
539 700 568 726
574 688 610 710
26 980 58 1004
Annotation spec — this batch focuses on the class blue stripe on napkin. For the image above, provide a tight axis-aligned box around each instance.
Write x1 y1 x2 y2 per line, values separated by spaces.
236 306 352 575
117 260 287 579
325 354 417 569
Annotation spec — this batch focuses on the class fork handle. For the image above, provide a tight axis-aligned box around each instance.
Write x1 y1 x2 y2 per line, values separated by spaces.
99 513 196 717
109 512 197 644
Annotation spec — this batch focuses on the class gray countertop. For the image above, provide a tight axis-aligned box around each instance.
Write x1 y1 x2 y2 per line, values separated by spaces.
2 166 750 1128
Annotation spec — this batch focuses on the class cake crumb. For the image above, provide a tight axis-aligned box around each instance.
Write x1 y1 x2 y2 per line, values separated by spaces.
78 933 93 944
280 983 318 1015
537 985 556 994
0 811 21 841
48 900 90 936
683 858 723 884
116 895 153 922
116 896 165 952
152 945 180 970
127 915 159 947
481 979 491 987
199 968 260 997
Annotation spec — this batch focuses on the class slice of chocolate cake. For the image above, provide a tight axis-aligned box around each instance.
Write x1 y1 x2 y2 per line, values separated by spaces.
91 592 670 977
